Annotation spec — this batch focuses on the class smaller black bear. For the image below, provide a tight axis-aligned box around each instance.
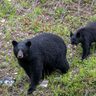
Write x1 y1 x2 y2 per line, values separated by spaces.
12 33 69 94
70 22 96 60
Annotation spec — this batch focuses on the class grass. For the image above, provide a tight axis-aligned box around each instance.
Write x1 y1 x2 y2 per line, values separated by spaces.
0 0 96 96
0 0 16 19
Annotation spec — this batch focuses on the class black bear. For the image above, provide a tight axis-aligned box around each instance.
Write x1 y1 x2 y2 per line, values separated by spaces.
70 22 96 60
12 33 69 94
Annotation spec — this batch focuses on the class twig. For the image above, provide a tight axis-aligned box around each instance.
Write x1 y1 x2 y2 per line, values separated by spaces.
78 0 82 16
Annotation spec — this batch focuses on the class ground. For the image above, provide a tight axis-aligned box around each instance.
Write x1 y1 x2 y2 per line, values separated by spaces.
0 0 96 96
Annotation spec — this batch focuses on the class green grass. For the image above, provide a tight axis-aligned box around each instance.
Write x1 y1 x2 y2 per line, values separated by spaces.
0 0 96 96
0 0 16 19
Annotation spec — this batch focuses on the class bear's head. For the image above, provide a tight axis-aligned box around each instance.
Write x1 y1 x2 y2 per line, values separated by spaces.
70 28 84 45
12 40 31 59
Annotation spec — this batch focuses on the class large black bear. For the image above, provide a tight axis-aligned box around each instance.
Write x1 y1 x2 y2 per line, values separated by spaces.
70 22 96 60
12 33 69 94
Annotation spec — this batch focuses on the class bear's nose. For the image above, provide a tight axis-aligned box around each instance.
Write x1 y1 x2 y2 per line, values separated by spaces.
17 50 23 58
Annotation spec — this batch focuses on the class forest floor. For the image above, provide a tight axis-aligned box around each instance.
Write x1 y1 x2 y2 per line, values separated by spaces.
0 0 96 96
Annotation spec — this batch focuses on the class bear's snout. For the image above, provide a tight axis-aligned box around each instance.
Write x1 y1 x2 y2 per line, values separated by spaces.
71 38 78 45
17 50 24 59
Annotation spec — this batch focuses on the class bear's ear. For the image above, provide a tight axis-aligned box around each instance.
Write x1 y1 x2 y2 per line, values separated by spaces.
26 41 31 47
12 40 18 46
76 32 80 38
70 32 73 37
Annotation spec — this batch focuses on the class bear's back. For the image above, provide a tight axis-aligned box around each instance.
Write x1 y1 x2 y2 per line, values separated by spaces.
30 33 66 48
76 22 96 36
29 33 66 62
31 33 64 43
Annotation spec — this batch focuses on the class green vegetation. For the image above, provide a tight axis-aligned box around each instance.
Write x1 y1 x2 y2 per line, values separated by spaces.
0 0 16 19
0 0 96 96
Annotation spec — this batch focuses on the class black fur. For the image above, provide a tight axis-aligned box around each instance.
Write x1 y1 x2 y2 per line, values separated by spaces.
70 22 96 60
12 33 69 94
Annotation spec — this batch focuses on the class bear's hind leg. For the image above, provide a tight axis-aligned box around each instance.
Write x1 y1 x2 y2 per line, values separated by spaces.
56 57 69 74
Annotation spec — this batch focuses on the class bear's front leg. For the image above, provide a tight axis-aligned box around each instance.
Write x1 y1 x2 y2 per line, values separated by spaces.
27 60 43 94
19 62 31 79
81 42 91 60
